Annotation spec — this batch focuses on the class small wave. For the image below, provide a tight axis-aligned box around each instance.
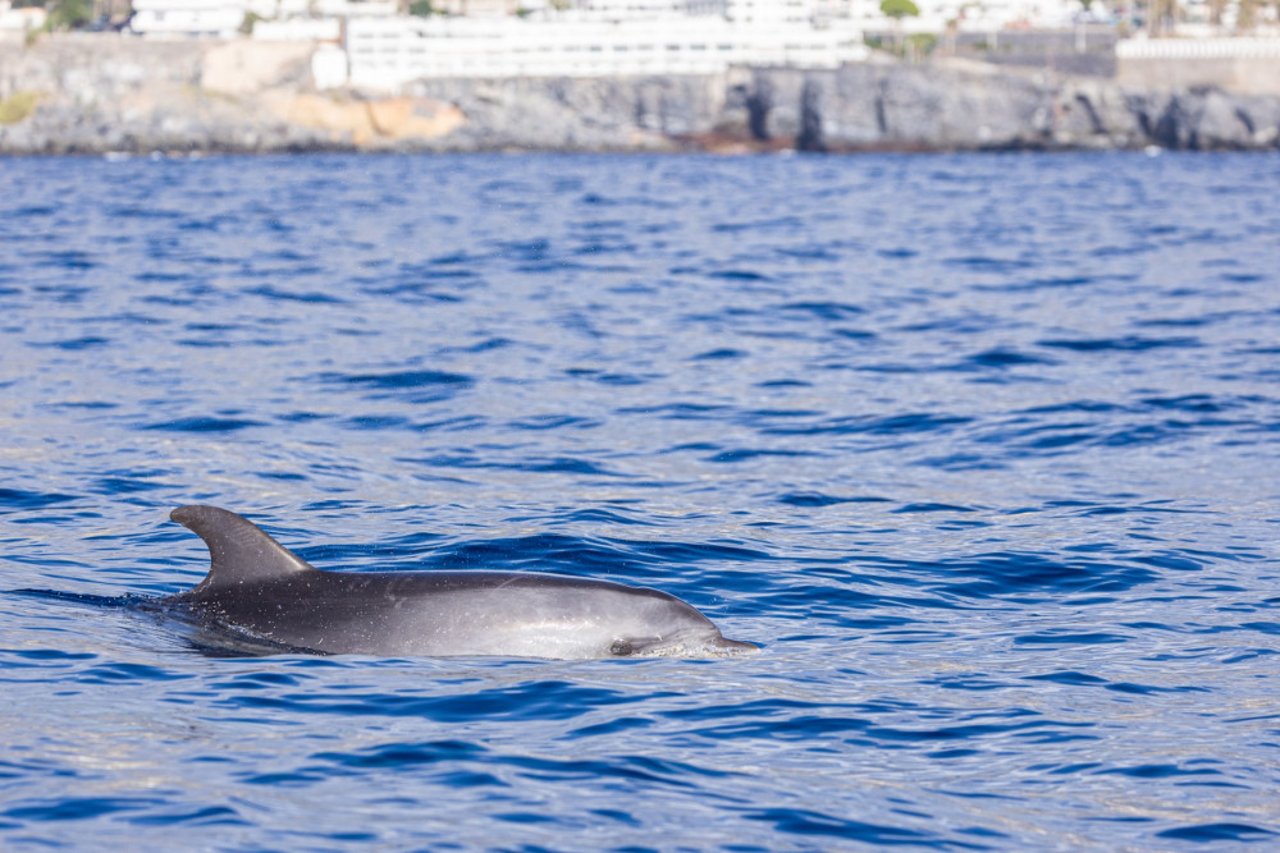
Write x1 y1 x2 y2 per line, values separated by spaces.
961 347 1055 369
705 448 820 464
1156 823 1276 842
740 807 944 845
1038 335 1201 352
220 680 641 722
312 369 475 405
0 489 78 511
691 348 746 360
776 492 891 508
140 416 265 432
4 796 164 823
243 285 346 305
776 301 864 320
760 412 973 437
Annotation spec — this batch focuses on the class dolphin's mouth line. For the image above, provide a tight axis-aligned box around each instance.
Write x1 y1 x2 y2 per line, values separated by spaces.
611 632 760 658
637 643 759 658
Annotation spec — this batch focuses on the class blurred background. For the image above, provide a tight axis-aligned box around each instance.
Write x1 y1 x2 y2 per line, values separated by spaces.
2 0 1278 154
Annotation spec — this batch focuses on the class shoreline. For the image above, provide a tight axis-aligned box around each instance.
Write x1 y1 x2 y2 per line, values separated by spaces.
3 143 1265 160
2 35 1278 156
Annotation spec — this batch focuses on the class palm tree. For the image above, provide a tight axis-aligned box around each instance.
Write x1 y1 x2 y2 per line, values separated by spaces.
879 0 919 52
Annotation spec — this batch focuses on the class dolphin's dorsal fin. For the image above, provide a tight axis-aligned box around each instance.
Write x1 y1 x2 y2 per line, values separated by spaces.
171 505 315 592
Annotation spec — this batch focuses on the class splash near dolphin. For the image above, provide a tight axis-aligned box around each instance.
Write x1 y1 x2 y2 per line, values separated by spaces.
164 505 755 660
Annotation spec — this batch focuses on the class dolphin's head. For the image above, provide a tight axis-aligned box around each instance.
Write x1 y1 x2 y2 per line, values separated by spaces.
608 589 758 658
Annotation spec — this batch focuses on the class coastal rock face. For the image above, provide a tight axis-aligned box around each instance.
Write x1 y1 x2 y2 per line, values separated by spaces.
403 74 728 151
1133 88 1280 150
748 62 1280 151
796 64 1054 149
0 36 306 153
201 41 314 96
2 34 1278 154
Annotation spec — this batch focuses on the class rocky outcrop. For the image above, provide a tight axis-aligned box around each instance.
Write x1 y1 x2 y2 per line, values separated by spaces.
735 62 1280 151
403 74 729 151
2 34 1278 154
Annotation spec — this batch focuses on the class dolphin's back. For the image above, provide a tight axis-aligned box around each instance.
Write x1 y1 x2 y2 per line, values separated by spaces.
184 569 707 658
166 505 756 659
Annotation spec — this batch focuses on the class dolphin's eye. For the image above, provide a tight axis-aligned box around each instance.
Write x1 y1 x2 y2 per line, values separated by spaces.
609 639 636 657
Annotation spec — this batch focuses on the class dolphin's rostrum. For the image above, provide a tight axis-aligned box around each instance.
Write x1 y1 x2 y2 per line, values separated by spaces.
166 505 756 660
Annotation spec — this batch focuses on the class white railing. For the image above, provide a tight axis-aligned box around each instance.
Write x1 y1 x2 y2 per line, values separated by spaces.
1117 37 1280 60
253 17 342 40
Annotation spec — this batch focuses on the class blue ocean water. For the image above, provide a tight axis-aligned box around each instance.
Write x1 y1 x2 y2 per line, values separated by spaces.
1 151 1278 849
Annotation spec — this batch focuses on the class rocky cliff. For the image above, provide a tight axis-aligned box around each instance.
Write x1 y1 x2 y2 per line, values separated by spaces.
2 34 1278 154
734 62 1280 151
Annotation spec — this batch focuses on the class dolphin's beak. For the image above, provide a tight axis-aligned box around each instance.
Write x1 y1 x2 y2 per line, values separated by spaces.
711 636 759 655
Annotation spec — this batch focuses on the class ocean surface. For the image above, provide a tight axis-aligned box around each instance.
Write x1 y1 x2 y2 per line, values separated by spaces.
1 152 1278 850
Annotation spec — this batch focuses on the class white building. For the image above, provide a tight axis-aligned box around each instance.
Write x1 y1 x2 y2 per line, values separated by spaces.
129 0 393 39
0 0 46 34
437 0 522 15
834 0 1088 33
129 0 252 38
252 16 343 39
311 40 350 86
536 1 818 22
557 1 726 19
724 0 811 24
343 7 866 89
312 0 396 16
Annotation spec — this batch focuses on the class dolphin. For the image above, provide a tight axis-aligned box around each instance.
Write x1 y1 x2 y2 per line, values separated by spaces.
163 505 756 660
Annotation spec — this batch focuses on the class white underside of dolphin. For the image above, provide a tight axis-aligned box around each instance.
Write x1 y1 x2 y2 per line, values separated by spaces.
165 505 756 660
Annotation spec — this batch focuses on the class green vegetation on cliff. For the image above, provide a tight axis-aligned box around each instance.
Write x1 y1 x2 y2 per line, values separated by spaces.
0 91 40 125
46 0 93 30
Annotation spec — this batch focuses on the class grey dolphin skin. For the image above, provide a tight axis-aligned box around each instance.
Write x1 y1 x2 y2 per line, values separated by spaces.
165 505 756 660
